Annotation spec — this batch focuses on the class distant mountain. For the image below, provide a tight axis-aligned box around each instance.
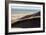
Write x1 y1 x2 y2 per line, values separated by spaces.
20 11 40 19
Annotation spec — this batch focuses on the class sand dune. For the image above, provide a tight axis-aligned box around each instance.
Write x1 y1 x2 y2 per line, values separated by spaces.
11 12 40 24
11 12 40 28
11 13 32 23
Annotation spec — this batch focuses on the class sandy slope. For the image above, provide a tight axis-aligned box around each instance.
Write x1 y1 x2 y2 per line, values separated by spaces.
11 13 32 23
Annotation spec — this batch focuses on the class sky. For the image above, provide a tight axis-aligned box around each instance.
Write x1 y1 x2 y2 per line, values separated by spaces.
11 4 41 15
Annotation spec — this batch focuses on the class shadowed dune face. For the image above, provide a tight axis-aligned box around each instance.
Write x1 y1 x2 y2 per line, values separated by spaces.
11 18 40 28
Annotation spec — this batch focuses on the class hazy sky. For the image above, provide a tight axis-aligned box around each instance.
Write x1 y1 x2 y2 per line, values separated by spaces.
11 4 41 14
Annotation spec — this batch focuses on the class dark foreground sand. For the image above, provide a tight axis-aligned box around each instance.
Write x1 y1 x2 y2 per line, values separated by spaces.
11 17 40 28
